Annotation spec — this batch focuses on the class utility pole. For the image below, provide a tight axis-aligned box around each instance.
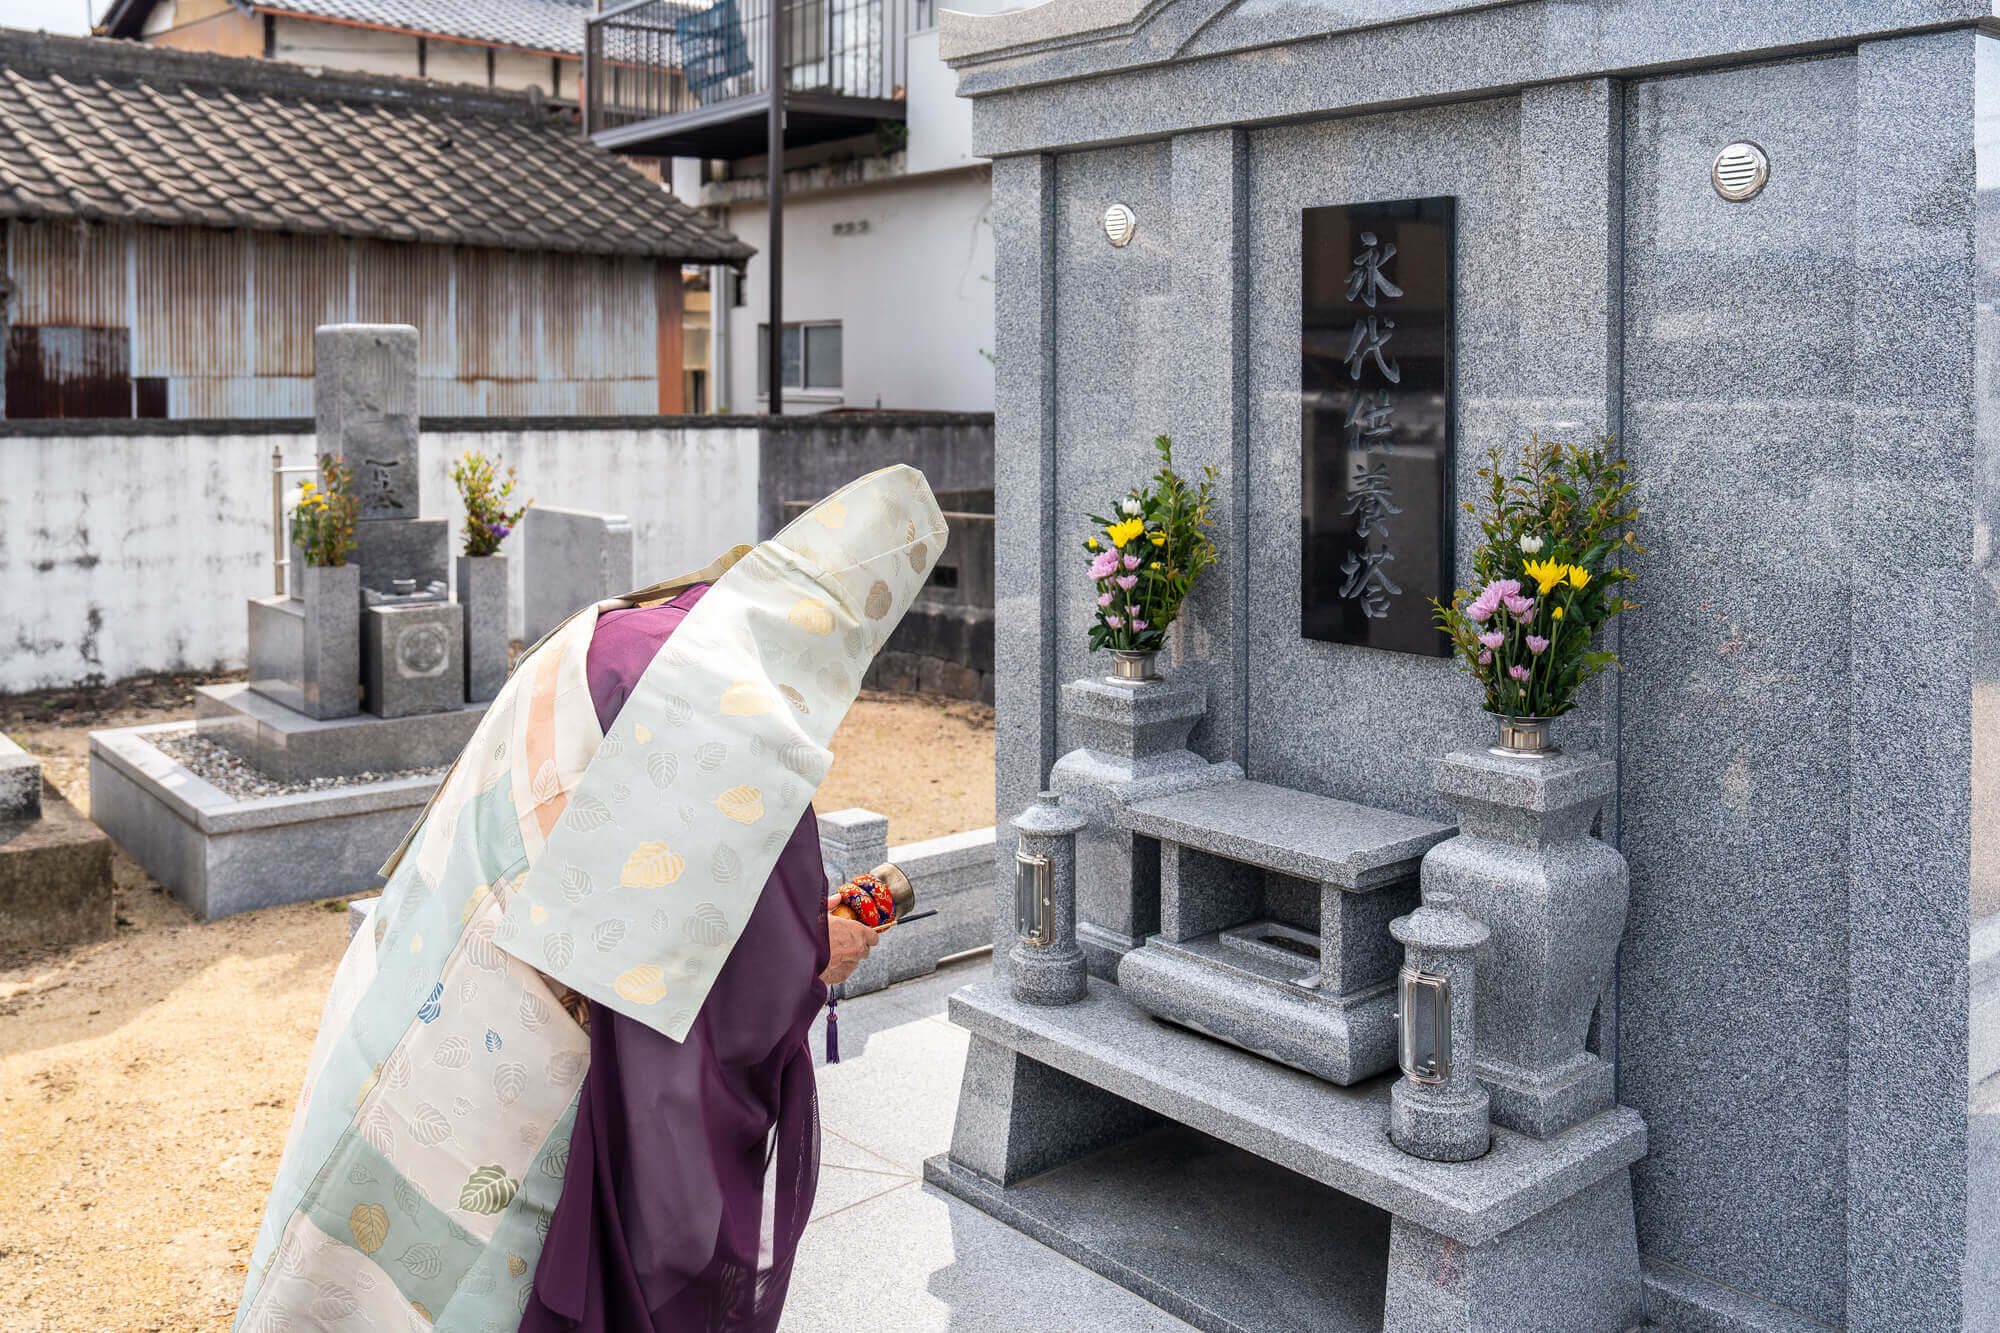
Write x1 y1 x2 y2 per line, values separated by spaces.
765 0 785 415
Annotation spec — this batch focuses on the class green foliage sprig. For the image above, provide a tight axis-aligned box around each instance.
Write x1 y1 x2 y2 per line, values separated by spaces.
291 454 358 568
1081 435 1219 654
450 450 532 558
1432 434 1642 717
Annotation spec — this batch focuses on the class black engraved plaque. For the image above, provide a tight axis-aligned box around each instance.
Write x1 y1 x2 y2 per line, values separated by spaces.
1300 196 1456 655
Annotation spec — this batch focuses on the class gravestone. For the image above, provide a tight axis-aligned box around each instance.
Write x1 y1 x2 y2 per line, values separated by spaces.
523 506 634 643
932 3 1998 1330
0 733 113 953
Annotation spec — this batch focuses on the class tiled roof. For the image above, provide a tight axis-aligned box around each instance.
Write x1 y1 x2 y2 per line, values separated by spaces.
103 0 600 57
0 29 752 263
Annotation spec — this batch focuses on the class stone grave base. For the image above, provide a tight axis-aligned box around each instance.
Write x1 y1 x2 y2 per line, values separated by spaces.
89 722 440 920
936 979 1647 1333
195 682 484 783
0 784 114 954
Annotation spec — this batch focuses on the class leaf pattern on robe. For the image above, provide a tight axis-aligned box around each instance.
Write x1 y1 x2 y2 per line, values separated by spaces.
711 846 741 884
399 1243 444 1280
540 1137 570 1179
684 903 730 949
547 1049 586 1085
384 1048 411 1090
494 1061 528 1107
417 983 444 1025
694 741 727 771
348 1203 389 1254
457 1165 519 1215
543 933 574 970
310 1283 358 1321
518 991 550 1031
408 1103 453 1148
361 1106 395 1156
646 751 679 790
464 921 505 972
593 920 627 952
393 1175 426 1220
564 793 613 832
530 759 560 805
431 1036 472 1070
661 694 693 726
484 1028 504 1053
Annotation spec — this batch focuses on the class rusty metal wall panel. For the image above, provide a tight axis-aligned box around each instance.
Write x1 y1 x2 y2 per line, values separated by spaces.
133 226 251 379
354 240 454 378
455 247 536 383
4 325 133 418
7 220 129 327
250 233 349 376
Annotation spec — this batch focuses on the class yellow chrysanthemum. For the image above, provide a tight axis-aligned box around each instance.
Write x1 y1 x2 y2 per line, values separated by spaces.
1149 533 1165 546
1567 565 1591 589
1552 606 1565 620
1106 518 1146 547
1523 558 1569 595
1086 538 1100 550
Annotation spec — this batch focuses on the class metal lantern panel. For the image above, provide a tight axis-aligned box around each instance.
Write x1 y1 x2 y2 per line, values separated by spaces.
1398 967 1452 1085
1015 848 1053 945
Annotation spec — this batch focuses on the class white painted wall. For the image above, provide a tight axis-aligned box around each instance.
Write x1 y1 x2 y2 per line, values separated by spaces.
720 168 994 413
0 426 759 693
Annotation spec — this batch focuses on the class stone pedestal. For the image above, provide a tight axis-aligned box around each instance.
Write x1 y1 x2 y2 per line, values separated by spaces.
248 562 360 720
818 806 890 886
457 554 509 703
1048 673 1239 977
362 602 465 719
1423 750 1628 1140
0 733 41 821
0 732 114 953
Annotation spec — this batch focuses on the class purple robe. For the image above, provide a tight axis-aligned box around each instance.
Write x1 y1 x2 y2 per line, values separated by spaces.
520 584 829 1332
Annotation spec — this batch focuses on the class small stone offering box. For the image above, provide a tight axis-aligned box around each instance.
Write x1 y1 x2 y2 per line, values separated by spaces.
362 601 466 719
1114 778 1452 1084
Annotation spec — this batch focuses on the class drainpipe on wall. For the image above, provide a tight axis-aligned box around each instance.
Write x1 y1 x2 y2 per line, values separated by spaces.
712 262 731 414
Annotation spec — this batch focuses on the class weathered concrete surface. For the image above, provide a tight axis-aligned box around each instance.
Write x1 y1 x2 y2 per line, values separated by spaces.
0 782 114 955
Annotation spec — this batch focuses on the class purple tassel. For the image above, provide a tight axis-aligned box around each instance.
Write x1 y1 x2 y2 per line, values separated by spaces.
825 998 840 1064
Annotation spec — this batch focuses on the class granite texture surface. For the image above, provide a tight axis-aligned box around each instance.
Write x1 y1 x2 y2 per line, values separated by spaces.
948 1032 1160 1185
950 0 1986 154
361 601 465 719
926 1122 1392 1333
1637 1257 1843 1333
0 733 42 821
249 561 361 721
946 979 1646 1244
1382 1169 1641 1333
988 150 1061 986
194 682 483 783
315 324 419 519
1426 750 1625 1139
1011 792 1090 1004
353 517 448 599
1122 778 1451 889
1389 896 1491 1163
89 721 437 919
0 783 113 955
456 554 509 703
1049 674 1239 977
819 807 891 883
1614 54 1859 1325
522 505 634 643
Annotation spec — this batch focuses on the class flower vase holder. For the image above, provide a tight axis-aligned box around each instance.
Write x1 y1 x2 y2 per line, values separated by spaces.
246 557 361 721
456 554 509 703
1047 669 1240 978
1424 747 1627 1138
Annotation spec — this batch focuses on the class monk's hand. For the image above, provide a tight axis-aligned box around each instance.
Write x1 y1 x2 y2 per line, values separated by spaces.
821 904 879 985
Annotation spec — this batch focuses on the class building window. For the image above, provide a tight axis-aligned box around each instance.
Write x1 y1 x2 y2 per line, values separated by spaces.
912 0 937 32
758 321 842 394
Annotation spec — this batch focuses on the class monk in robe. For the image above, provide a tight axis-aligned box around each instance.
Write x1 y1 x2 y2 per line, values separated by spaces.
234 467 946 1333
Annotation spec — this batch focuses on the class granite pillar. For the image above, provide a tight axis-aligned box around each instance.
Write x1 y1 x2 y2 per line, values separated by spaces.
457 554 509 703
948 1035 1158 1186
818 806 890 886
989 151 1061 985
1423 749 1626 1140
1049 675 1239 977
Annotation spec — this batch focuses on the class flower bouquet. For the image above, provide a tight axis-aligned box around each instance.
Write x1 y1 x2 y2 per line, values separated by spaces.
1433 434 1640 751
291 454 358 567
1082 435 1219 678
450 450 532 557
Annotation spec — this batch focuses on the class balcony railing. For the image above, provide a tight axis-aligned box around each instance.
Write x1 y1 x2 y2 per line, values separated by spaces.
584 0 908 147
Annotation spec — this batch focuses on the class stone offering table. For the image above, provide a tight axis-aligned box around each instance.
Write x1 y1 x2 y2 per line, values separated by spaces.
1114 779 1452 1085
928 980 1646 1333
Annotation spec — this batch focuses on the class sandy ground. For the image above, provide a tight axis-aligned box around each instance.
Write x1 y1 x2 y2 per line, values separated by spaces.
0 681 993 1333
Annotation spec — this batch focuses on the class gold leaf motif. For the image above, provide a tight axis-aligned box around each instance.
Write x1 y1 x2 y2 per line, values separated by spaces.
813 500 848 528
349 1203 389 1254
620 841 686 887
409 931 423 955
508 1253 528 1278
457 1165 519 1215
529 902 548 926
864 580 892 620
906 539 930 572
460 883 491 924
715 785 765 824
779 685 809 714
413 1301 432 1321
633 723 652 744
788 598 835 634
614 963 666 1004
720 681 775 716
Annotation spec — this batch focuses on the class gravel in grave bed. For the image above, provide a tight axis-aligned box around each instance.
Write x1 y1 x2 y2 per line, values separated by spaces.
154 729 448 800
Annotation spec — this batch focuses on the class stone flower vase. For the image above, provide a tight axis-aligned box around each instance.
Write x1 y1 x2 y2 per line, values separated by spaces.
1420 747 1627 1139
457 553 508 703
297 559 361 720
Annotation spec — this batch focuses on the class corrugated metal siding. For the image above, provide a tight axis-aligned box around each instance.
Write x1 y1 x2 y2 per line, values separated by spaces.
7 219 128 326
5 219 667 419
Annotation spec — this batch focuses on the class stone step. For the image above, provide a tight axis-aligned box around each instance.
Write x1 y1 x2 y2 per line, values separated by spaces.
947 978 1646 1247
1118 778 1451 890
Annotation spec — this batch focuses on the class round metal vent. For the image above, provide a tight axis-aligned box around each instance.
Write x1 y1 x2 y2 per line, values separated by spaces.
1103 203 1137 247
1711 142 1769 201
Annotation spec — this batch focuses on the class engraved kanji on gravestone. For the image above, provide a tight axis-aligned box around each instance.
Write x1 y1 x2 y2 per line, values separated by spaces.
1343 463 1403 540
